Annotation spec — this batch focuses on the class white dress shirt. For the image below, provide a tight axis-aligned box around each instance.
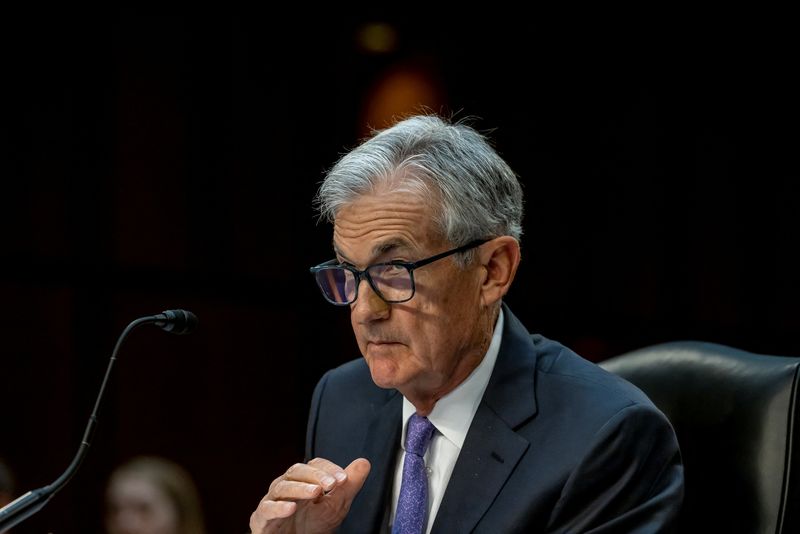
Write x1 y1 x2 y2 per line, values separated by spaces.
389 309 504 534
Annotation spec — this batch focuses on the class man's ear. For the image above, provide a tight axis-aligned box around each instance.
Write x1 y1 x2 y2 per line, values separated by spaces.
478 236 521 308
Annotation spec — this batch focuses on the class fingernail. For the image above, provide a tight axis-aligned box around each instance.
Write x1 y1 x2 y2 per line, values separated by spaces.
321 475 336 487
334 471 347 482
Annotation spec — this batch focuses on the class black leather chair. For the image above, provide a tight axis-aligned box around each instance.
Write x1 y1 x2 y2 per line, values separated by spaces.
599 340 800 534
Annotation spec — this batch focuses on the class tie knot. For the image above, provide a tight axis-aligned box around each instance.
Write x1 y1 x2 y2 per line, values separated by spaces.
405 414 435 456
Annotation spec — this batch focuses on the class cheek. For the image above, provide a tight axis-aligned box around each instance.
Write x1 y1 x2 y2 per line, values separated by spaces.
420 282 471 325
403 316 448 365
426 286 482 353
420 265 479 305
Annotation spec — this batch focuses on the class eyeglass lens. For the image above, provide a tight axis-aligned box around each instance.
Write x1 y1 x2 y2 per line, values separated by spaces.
314 263 414 304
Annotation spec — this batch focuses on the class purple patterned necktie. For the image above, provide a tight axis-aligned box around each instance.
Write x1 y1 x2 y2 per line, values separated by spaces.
393 413 436 534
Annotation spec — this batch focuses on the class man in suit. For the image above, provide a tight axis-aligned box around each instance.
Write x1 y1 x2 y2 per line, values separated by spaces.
250 114 684 533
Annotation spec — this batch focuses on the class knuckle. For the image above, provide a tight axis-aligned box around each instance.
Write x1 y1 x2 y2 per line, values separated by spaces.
286 462 305 476
308 457 332 470
249 510 263 530
257 498 271 512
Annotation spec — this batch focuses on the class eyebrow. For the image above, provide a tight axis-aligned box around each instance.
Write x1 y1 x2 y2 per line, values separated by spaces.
332 239 414 266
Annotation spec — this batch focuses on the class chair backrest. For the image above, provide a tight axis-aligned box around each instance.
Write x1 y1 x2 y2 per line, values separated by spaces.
599 340 800 534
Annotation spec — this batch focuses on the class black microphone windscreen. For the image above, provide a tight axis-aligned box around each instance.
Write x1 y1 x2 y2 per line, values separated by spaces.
155 309 198 335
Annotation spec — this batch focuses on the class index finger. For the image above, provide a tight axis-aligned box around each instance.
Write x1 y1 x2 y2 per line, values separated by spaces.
269 459 346 495
307 457 349 494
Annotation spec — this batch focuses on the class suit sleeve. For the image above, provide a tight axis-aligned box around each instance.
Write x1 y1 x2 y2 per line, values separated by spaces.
304 370 331 462
545 403 684 534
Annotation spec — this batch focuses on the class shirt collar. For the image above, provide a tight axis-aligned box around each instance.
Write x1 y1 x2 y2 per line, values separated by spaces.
401 308 504 450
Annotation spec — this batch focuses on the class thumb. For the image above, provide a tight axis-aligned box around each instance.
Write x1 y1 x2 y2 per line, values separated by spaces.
334 458 371 503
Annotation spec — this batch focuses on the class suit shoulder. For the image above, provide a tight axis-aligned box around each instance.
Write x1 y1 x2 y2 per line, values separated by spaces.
532 335 658 410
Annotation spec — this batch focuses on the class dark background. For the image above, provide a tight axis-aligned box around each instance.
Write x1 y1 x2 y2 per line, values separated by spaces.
1 9 798 533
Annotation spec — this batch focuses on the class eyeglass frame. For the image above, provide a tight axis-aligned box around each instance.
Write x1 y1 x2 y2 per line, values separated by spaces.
309 238 491 306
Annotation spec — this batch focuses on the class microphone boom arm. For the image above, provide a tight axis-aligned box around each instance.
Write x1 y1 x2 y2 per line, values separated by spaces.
0 310 197 531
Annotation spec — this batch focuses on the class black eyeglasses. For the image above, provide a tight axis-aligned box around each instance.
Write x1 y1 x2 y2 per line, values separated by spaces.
309 239 489 305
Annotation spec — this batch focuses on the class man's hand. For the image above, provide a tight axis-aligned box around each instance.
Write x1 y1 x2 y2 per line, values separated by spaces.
249 457 371 534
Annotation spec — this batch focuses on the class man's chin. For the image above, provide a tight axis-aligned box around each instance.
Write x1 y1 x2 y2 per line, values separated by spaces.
365 353 405 390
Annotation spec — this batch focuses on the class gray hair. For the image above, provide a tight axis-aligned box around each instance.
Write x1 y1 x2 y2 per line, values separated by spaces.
314 114 524 262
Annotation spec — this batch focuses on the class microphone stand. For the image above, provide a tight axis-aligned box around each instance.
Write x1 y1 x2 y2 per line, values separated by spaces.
0 311 196 531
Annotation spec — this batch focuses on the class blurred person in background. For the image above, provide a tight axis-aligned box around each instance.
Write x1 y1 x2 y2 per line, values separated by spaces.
105 455 206 534
0 456 15 508
0 456 16 534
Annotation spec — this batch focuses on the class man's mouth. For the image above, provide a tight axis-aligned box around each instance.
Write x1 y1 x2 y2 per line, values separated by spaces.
367 340 404 351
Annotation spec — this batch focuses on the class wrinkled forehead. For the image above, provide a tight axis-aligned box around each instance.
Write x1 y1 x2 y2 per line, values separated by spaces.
331 188 445 263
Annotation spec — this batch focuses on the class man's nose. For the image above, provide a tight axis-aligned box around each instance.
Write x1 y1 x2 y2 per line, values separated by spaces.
351 279 390 322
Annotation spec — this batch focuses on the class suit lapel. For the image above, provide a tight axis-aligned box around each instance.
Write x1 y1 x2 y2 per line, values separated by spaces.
340 390 402 534
432 305 539 533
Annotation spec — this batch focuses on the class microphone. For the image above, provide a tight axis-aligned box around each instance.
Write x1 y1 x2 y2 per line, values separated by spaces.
154 309 198 335
0 309 199 531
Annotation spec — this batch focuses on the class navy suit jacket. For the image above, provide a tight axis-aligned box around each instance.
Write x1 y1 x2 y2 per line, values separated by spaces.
305 305 684 533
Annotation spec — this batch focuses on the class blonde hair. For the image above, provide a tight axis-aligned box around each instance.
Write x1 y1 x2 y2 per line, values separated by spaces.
108 456 206 534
